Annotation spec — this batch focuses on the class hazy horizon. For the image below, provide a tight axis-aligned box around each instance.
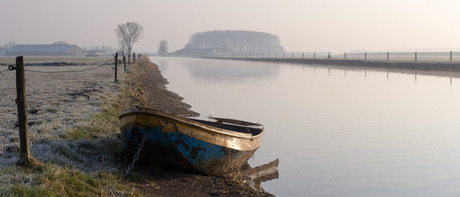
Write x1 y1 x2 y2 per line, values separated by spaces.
2 0 460 53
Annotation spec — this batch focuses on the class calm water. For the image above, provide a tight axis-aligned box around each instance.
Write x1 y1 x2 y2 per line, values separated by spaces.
150 57 460 197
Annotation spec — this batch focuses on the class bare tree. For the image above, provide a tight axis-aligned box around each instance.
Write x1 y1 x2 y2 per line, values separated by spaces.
158 40 168 56
1 41 17 55
115 22 144 55
4 41 17 49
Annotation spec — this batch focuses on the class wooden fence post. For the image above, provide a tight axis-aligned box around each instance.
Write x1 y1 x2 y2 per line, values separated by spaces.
133 53 136 64
128 53 131 65
15 56 31 165
344 52 347 59
365 52 367 60
387 52 389 61
123 52 126 72
415 52 417 61
114 52 118 82
450 51 453 61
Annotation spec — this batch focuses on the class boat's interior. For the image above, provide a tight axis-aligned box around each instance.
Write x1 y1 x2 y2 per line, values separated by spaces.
190 119 263 136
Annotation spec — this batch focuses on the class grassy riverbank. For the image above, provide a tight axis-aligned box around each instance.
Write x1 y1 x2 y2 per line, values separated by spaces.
0 56 272 196
211 57 460 78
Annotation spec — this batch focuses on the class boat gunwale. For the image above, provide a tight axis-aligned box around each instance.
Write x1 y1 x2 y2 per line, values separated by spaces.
119 109 264 140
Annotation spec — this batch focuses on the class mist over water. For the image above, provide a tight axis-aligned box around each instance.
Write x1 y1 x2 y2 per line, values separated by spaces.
152 57 460 196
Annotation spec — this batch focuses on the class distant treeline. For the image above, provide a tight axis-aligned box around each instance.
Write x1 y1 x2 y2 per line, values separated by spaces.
184 30 285 54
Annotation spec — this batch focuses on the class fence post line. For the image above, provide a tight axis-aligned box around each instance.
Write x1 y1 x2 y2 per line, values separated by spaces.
314 52 316 59
365 52 367 60
114 53 118 82
328 52 331 59
415 52 417 61
387 52 389 61
123 52 127 72
344 52 347 59
303 52 305 59
450 51 453 62
15 56 31 165
133 53 136 64
128 53 131 65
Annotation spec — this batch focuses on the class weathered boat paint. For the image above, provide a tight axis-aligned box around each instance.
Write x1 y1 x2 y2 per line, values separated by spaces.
119 108 264 176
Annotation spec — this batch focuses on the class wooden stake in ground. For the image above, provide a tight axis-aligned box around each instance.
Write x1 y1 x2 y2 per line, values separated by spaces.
15 56 31 165
123 56 127 72
114 52 118 82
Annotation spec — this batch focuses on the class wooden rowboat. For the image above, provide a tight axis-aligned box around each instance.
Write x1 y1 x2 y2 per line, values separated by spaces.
119 108 264 176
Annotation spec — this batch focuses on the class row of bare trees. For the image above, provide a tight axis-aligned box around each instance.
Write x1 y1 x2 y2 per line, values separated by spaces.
185 30 285 54
115 22 168 56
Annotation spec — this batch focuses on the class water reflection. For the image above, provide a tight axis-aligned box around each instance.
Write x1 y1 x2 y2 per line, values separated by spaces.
183 59 280 82
157 59 169 73
151 57 460 196
242 159 279 192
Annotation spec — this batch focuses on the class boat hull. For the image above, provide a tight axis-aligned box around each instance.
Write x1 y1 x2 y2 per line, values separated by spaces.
120 109 263 176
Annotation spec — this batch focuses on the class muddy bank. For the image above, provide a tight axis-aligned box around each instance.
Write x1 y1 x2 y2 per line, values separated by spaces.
123 57 274 196
121 57 198 117
212 57 460 78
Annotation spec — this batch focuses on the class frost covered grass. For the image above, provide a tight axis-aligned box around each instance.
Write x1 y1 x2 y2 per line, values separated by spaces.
0 162 137 196
0 57 143 195
0 56 114 65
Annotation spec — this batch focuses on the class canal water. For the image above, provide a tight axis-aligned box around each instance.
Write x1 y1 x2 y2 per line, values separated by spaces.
150 57 460 197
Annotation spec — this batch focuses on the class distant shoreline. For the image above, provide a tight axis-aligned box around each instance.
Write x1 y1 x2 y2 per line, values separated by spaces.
209 57 460 78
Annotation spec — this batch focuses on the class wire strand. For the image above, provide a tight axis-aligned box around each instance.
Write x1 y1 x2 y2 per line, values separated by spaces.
23 57 115 74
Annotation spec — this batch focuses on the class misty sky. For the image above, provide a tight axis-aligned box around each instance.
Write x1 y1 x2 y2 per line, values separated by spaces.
2 0 460 53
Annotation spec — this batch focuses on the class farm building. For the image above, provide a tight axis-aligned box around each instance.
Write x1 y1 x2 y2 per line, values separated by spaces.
6 44 85 56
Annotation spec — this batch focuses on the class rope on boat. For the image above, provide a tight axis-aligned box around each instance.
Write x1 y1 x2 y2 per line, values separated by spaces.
120 129 148 180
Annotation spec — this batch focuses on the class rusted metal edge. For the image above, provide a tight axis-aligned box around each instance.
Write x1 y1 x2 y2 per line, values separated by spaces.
208 116 263 127
119 108 264 140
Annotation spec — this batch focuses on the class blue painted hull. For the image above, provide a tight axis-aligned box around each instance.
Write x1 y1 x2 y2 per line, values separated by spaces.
119 109 264 176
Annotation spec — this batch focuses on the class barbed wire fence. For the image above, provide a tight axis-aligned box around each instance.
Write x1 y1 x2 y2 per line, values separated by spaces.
1 53 148 173
216 51 459 62
1 55 119 166
0 57 115 74
24 57 115 74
